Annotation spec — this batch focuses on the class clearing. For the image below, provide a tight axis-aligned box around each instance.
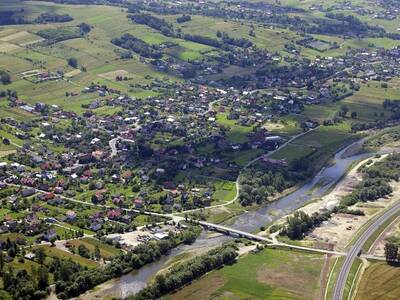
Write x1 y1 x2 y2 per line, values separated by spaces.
355 261 400 300
167 248 324 300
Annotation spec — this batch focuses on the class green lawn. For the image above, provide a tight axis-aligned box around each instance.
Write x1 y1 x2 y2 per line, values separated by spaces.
216 112 254 144
39 245 99 268
69 237 121 259
168 248 324 300
212 180 237 203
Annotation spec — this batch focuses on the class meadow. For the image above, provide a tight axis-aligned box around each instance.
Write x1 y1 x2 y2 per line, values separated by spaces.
167 248 325 300
355 261 400 300
68 237 121 259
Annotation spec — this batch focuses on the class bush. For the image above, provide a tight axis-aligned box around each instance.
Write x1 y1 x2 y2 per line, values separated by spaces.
0 71 11 85
68 58 78 68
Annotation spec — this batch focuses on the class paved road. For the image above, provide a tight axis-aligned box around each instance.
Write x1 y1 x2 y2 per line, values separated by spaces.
173 127 317 215
333 200 400 300
3 180 346 256
197 220 346 256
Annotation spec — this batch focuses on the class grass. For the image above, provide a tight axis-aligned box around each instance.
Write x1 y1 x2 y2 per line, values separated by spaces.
0 1 180 115
263 118 303 137
343 258 362 300
361 212 400 252
167 248 324 300
212 180 237 203
224 148 264 166
216 112 254 143
7 258 55 283
324 256 345 300
272 122 355 165
270 143 315 163
39 244 99 268
355 261 400 300
203 201 247 224
69 237 121 259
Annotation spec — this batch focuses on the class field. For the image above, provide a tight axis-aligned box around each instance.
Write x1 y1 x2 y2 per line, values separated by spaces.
0 1 180 115
38 244 99 268
271 122 355 165
212 181 237 203
216 112 254 143
167 248 324 300
69 237 121 259
355 261 400 300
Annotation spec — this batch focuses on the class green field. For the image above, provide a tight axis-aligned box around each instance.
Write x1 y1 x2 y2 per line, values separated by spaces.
167 248 324 300
39 245 99 268
212 180 237 203
216 112 254 143
69 237 121 259
271 122 355 164
0 1 181 115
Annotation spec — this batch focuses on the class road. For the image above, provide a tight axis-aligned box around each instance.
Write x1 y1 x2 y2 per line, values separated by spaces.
173 126 317 215
332 200 400 300
109 137 120 158
197 220 346 256
3 179 347 256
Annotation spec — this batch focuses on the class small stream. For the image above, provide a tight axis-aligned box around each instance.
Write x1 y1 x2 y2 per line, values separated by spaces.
96 140 393 298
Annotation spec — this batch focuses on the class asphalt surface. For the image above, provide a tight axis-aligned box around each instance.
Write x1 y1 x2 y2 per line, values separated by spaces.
333 200 400 300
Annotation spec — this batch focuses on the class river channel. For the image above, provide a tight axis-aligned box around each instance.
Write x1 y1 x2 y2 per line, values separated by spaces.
93 139 392 299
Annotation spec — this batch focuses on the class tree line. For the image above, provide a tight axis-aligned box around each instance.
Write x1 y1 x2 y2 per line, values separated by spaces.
128 243 238 300
55 226 201 298
280 153 400 240
111 34 162 59
128 13 174 37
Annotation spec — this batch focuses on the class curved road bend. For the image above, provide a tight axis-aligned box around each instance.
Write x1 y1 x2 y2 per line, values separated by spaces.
173 127 317 215
333 200 400 300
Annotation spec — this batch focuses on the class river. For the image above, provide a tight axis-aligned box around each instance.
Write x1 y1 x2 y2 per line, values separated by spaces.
91 139 391 299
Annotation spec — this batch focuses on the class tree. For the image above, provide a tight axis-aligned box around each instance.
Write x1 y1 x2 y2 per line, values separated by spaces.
340 105 349 117
78 22 91 34
78 244 90 258
0 71 11 85
350 111 357 119
7 247 15 258
1 138 9 145
385 242 398 262
0 251 4 274
35 247 46 265
67 57 78 68
37 265 49 290
94 245 101 261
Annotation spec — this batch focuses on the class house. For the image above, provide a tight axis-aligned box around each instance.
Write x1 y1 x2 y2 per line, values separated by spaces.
65 210 77 221
107 209 122 220
106 233 121 242
153 231 169 240
25 252 36 260
90 222 102 231
133 198 144 209
21 188 36 198
42 229 57 241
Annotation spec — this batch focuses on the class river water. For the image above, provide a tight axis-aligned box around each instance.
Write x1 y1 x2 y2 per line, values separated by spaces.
96 140 392 298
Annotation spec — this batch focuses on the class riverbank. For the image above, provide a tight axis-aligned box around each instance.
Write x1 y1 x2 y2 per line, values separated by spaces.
79 137 389 299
